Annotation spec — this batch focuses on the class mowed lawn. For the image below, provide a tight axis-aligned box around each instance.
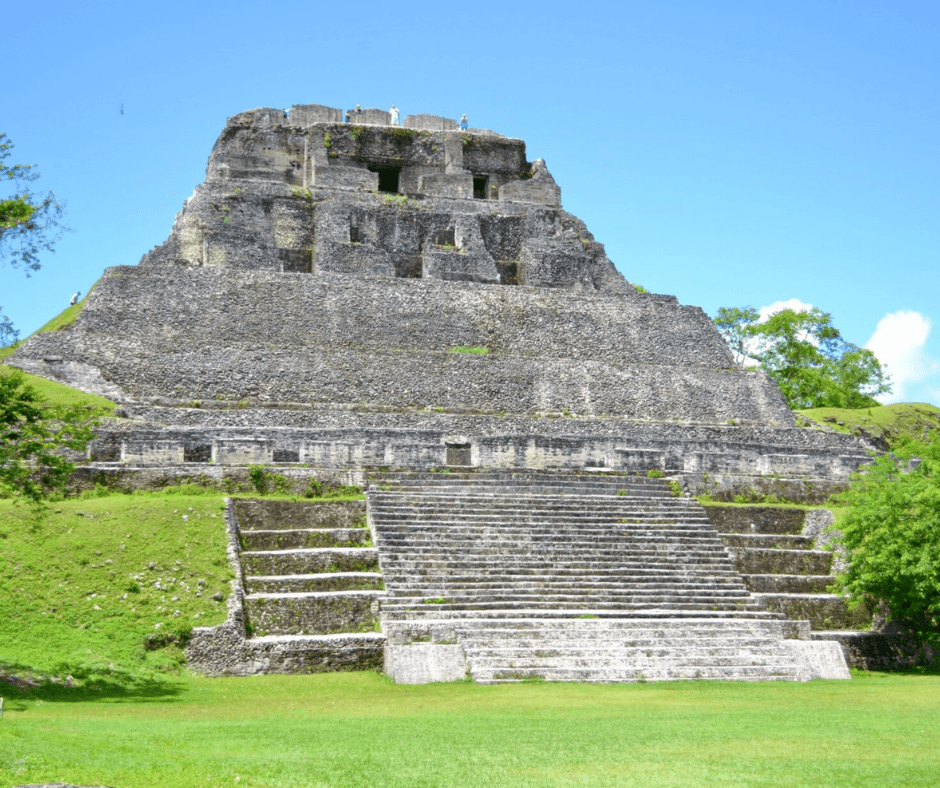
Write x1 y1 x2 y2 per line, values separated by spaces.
1 670 938 787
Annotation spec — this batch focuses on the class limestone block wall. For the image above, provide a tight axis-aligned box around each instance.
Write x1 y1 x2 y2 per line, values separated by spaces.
78 421 868 501
13 266 794 426
137 178 621 289
135 105 622 291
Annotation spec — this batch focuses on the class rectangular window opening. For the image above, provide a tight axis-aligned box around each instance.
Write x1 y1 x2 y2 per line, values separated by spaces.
184 444 212 463
368 165 401 194
350 225 361 243
446 443 472 467
273 449 300 463
433 228 456 247
473 176 488 200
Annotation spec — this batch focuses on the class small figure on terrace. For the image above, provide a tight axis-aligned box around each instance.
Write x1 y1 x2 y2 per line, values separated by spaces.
70 291 81 306
390 105 400 126
459 114 469 131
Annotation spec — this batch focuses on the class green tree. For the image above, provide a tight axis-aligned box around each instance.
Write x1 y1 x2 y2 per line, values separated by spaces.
835 438 940 647
0 306 17 348
714 305 891 409
1 133 68 273
0 369 100 504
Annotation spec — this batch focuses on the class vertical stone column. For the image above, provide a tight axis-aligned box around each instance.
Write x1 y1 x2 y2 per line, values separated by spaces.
444 133 465 174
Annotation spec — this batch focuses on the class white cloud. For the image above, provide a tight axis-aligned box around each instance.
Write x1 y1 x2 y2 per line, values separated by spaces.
865 310 938 403
757 298 815 323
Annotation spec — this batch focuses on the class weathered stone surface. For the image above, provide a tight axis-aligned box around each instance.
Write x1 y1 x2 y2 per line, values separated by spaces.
9 103 873 504
809 631 939 670
384 643 469 683
781 640 851 680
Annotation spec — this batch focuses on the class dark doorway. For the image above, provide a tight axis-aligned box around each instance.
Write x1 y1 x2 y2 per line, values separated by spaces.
184 444 212 463
473 176 488 199
369 165 401 194
433 228 456 247
350 225 361 243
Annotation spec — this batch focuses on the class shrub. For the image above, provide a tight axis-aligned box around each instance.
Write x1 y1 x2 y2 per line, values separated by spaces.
834 437 940 646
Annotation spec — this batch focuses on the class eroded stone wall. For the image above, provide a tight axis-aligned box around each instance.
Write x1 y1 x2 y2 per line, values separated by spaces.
15 266 793 425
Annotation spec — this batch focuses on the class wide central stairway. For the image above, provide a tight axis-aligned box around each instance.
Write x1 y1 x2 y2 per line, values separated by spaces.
368 471 848 683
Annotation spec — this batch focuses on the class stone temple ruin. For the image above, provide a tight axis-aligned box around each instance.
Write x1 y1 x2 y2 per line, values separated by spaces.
12 103 895 682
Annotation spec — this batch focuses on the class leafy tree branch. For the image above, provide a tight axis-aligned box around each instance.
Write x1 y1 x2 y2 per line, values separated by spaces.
0 368 102 505
714 305 892 409
0 133 68 273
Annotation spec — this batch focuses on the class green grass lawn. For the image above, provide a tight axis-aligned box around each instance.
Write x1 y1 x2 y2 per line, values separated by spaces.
1 670 938 787
0 493 233 685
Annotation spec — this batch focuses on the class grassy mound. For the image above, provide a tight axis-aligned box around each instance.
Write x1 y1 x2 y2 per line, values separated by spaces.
0 363 117 412
0 491 232 688
797 402 940 450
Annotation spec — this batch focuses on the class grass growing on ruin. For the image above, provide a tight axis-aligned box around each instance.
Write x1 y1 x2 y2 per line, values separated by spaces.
797 402 940 449
0 492 232 688
0 365 117 411
2 669 939 787
449 345 490 355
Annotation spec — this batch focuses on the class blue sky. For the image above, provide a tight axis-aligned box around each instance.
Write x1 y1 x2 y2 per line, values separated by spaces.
3 0 938 405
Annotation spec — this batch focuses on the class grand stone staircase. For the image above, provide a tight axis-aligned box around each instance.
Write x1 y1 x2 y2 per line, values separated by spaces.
368 471 848 683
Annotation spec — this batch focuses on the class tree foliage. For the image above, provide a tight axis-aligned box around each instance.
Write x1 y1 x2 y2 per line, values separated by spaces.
0 132 68 273
714 306 891 409
0 368 100 504
0 306 17 348
835 438 940 647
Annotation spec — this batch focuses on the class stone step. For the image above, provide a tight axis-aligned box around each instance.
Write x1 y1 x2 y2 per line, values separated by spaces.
720 534 815 550
241 547 379 575
241 632 385 673
383 602 764 615
380 605 776 620
471 665 804 683
368 495 692 508
383 589 759 605
370 510 705 524
241 528 371 551
373 514 712 528
742 574 834 594
369 488 677 501
380 569 742 586
467 651 798 668
751 593 872 630
459 636 795 651
375 543 732 558
703 506 807 536
245 571 385 594
375 536 726 550
729 548 833 576
234 499 367 531
378 557 741 572
383 578 749 592
383 615 800 633
244 590 382 636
